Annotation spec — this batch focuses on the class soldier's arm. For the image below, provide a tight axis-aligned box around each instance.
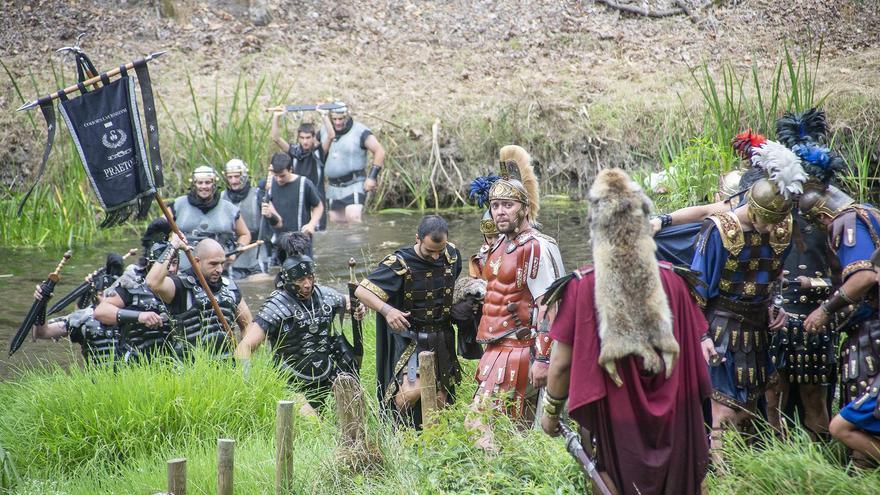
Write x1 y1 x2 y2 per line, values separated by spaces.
270 110 290 151
364 134 386 167
319 113 334 155
235 321 266 359
93 294 125 325
651 200 730 234
33 319 69 341
236 299 253 337
146 242 180 304
234 216 251 247
354 285 385 314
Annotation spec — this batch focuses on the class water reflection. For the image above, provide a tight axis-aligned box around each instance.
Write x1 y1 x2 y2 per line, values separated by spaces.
0 204 590 379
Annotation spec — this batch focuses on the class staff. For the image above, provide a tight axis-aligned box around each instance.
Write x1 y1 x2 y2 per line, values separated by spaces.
9 251 72 356
225 240 264 259
347 257 364 371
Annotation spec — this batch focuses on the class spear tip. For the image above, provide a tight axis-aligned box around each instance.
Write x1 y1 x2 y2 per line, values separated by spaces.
16 101 37 112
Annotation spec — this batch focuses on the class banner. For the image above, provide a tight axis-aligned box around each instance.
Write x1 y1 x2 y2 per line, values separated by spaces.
58 69 155 210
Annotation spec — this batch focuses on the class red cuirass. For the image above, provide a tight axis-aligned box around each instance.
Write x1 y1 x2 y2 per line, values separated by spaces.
477 232 540 341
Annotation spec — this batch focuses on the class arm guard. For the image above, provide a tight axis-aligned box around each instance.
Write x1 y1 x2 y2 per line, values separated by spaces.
534 317 552 362
116 309 142 324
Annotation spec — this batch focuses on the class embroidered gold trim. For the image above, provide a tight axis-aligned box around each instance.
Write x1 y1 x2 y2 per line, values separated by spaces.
842 260 874 280
709 211 745 256
360 280 390 302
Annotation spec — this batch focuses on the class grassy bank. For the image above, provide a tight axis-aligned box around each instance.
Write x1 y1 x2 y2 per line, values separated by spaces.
2 319 879 494
2 45 878 248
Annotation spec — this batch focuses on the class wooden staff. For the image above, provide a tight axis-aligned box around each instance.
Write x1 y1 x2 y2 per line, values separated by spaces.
16 51 167 112
154 193 237 347
225 240 264 259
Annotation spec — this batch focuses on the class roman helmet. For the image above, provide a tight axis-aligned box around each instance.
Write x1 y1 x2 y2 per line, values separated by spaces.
278 254 316 296
487 145 541 227
224 158 248 179
717 169 745 199
798 182 855 225
746 140 807 224
329 101 350 119
191 165 218 189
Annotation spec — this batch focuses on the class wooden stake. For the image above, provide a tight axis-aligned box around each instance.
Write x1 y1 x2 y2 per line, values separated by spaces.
275 400 295 495
418 351 439 425
333 373 366 448
166 458 186 495
217 438 234 495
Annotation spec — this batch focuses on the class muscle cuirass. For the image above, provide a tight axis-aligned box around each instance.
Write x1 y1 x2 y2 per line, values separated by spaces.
170 275 239 357
172 196 239 249
121 283 172 359
401 262 455 333
477 234 539 342
258 286 342 383
323 121 369 179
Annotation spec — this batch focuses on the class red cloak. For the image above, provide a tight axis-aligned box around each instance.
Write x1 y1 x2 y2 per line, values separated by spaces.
550 262 711 495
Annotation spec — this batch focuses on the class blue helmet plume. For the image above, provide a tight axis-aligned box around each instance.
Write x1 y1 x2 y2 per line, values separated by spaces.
469 174 500 208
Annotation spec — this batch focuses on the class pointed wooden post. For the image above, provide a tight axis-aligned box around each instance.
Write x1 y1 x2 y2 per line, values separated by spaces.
275 400 295 495
419 351 439 425
217 438 234 495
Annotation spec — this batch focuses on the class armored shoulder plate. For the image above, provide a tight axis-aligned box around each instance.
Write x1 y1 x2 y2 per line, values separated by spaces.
707 211 745 256
541 267 593 307
768 214 793 255
316 285 344 310
256 290 297 329
445 243 459 264
380 254 409 276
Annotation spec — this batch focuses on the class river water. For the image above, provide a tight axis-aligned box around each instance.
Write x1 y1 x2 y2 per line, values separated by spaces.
0 205 591 379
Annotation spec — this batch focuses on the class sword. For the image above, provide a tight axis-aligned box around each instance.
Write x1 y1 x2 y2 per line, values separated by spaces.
558 422 613 495
266 103 345 114
47 248 137 316
9 251 73 356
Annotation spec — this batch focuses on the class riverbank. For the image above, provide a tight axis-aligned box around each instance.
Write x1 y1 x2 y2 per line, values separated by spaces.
2 1 879 247
2 328 880 494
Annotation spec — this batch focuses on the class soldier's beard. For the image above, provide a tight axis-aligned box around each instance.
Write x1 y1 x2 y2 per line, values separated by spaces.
497 209 526 236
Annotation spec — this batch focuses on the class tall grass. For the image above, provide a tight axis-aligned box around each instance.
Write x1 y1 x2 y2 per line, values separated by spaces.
158 73 291 191
640 43 880 210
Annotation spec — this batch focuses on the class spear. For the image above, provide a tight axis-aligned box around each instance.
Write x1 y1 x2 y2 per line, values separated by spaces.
225 240 264 259
9 251 73 356
558 422 613 495
16 51 167 112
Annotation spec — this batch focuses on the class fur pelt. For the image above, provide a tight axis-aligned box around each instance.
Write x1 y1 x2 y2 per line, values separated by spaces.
453 275 487 304
499 145 540 221
588 168 679 386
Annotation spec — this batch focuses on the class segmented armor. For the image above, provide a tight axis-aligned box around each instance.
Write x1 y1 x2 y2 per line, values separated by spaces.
169 274 240 358
119 282 172 361
256 285 346 383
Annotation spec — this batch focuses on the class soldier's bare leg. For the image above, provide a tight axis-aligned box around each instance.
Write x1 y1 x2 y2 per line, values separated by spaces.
710 400 751 469
800 384 830 440
344 204 364 223
830 414 880 463
394 375 449 410
765 375 790 434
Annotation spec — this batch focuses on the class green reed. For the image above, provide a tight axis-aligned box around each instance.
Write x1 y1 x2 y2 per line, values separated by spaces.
158 72 291 192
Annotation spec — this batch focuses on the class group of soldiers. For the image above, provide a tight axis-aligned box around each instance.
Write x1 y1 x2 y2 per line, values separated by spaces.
22 104 880 493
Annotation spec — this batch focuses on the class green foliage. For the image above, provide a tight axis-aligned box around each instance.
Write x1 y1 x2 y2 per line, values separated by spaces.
0 351 288 476
709 428 880 494
158 73 291 192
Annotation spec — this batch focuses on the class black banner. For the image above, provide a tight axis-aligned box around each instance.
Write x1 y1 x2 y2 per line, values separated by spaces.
58 70 155 210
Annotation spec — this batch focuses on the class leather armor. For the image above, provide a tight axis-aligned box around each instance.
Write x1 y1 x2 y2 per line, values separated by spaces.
169 274 239 358
120 283 172 361
257 285 344 383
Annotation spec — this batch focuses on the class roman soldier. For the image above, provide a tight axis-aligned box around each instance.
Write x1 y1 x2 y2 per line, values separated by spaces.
32 285 123 366
221 159 262 278
541 168 711 495
472 145 565 421
765 109 846 439
94 227 178 362
146 237 252 359
172 165 251 271
798 179 880 466
236 253 365 409
690 139 806 464
355 214 463 428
